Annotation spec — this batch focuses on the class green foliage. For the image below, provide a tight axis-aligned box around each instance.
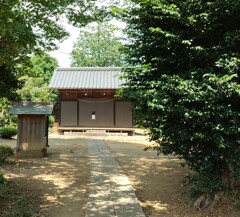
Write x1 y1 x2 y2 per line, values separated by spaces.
17 76 57 102
7 196 34 217
49 116 55 127
0 145 14 165
0 2 36 67
1 1 109 100
0 173 7 196
122 0 240 192
17 53 58 102
0 66 19 100
11 115 18 126
1 1 106 68
71 22 125 67
0 98 16 127
0 128 17 139
191 173 226 193
0 113 4 127
28 53 58 83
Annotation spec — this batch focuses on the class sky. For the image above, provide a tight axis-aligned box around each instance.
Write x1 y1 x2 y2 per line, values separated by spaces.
49 18 126 68
49 21 80 68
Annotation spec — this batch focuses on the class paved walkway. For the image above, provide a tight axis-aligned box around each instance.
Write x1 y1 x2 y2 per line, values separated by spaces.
86 139 146 217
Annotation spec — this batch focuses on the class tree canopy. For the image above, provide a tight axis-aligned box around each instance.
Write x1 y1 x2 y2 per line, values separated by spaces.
0 0 108 99
70 22 125 67
122 0 240 197
0 0 105 67
0 66 19 100
17 53 58 102
28 53 58 84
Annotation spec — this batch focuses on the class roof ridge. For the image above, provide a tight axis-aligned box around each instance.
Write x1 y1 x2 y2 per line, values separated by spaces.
56 67 122 71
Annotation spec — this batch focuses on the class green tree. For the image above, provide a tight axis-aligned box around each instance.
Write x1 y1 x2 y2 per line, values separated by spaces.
0 0 106 67
28 53 58 84
0 0 107 99
70 22 125 67
17 76 57 102
122 0 240 197
17 53 58 102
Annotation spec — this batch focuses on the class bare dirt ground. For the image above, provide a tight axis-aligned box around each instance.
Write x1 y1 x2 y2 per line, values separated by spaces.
1 133 240 217
105 136 240 217
0 138 89 217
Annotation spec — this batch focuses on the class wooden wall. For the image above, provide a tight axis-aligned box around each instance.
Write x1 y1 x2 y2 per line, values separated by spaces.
17 115 47 156
58 90 133 128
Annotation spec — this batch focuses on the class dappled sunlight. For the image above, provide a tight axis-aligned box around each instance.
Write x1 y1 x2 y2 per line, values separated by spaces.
1 135 186 217
86 138 145 217
104 138 190 216
106 136 152 144
33 173 76 189
44 160 78 167
116 196 140 205
41 194 63 207
2 136 237 216
1 137 90 217
109 174 132 191
105 139 178 160
142 200 169 212
5 173 26 179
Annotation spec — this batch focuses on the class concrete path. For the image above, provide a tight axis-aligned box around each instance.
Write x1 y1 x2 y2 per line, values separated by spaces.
86 139 146 217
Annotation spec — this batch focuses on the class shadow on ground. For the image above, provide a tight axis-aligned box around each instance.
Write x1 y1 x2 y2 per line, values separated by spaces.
0 138 89 217
105 138 240 217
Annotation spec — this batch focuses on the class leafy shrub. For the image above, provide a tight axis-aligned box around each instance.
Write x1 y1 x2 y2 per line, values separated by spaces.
0 113 4 121
11 115 18 126
0 145 14 165
192 173 226 193
48 115 55 127
0 127 17 139
0 113 4 127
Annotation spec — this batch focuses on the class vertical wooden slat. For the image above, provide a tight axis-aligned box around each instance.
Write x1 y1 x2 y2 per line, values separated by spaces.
17 115 47 156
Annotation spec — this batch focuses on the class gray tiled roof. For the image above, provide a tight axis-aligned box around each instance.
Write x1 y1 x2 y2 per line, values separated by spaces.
9 102 54 115
49 67 125 89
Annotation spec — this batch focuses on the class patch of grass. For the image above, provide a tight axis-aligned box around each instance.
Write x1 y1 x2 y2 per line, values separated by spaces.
0 172 7 196
6 196 35 217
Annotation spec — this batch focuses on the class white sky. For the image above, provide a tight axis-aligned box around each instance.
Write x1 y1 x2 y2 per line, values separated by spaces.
49 22 80 67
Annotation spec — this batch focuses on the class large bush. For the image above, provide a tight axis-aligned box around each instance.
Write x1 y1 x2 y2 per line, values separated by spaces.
0 127 17 139
122 0 240 196
0 145 14 165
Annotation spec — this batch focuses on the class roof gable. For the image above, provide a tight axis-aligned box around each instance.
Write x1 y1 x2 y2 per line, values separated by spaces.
49 67 125 90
